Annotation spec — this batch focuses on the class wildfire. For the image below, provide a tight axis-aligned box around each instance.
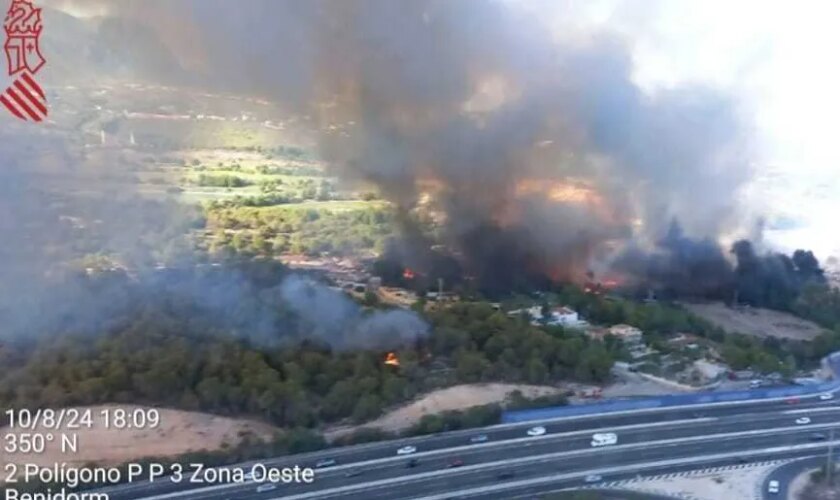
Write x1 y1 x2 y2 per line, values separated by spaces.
403 268 416 280
384 352 400 367
513 178 621 224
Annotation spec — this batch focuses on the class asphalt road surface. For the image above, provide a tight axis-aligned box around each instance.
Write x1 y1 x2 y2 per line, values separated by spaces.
761 454 840 499
106 396 840 499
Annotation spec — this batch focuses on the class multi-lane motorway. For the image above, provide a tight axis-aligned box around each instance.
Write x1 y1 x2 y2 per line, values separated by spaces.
93 393 840 499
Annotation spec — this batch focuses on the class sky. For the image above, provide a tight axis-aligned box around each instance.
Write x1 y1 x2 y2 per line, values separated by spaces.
537 0 840 261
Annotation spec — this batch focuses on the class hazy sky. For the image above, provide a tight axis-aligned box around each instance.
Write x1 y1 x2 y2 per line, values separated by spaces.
536 0 839 259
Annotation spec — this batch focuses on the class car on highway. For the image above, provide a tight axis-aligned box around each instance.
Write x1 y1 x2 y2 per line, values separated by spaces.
469 434 489 443
584 474 603 483
820 393 834 400
315 458 337 468
447 458 465 468
795 417 811 425
496 470 516 480
406 458 420 468
786 397 800 404
591 432 618 447
397 445 418 455
526 426 546 437
256 484 277 493
810 432 828 441
344 470 363 478
767 479 780 494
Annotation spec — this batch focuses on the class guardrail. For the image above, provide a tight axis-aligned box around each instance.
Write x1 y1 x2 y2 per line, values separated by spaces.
502 353 840 423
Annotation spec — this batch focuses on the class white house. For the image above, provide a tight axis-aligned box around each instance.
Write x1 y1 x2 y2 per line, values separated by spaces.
547 306 586 328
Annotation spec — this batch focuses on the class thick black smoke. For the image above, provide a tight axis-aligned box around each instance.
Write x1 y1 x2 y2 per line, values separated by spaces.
616 222 735 299
731 241 826 309
612 220 827 305
44 0 753 289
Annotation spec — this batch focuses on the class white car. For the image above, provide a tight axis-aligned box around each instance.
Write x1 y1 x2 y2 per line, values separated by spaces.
526 426 546 437
584 474 603 483
767 480 780 494
256 484 277 493
591 432 618 447
795 417 811 425
820 393 834 400
397 445 418 455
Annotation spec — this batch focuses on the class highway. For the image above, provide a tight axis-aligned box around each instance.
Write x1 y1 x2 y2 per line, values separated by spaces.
106 395 840 499
761 454 840 499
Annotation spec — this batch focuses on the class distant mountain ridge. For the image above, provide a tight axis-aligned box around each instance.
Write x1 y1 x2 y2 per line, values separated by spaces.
39 8 186 85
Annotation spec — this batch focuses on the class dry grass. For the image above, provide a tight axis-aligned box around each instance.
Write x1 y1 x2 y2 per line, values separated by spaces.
325 383 563 440
0 404 277 470
683 301 826 341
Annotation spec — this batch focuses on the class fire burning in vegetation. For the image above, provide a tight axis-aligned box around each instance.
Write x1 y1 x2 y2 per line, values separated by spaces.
384 352 400 367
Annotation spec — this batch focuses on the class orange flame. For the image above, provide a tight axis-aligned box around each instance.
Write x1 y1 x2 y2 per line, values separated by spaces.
384 352 400 367
403 268 416 280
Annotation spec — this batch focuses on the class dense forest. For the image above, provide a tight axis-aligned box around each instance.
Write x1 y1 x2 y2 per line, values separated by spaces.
3 256 838 432
0 263 617 429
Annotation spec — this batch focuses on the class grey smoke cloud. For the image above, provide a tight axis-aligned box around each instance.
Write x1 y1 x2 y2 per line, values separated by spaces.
0 124 427 349
28 0 758 297
42 0 753 279
279 275 428 349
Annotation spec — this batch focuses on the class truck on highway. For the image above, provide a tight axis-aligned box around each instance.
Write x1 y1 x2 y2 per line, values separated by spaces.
591 432 618 447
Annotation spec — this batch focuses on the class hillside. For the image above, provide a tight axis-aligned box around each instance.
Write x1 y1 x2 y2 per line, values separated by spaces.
0 404 277 471
681 302 827 341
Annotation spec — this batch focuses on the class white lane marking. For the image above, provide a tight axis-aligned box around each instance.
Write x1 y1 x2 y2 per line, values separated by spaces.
262 424 840 500
105 393 837 494
136 418 719 499
784 406 840 415
413 442 840 500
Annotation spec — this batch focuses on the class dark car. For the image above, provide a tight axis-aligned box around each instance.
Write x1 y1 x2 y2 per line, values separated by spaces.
810 432 828 441
496 470 516 480
315 458 337 468
447 458 464 468
344 470 363 478
406 458 420 468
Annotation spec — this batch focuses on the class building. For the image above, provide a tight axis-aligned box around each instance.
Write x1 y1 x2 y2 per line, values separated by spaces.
507 306 544 325
608 324 644 345
693 359 728 382
585 326 610 341
546 306 586 328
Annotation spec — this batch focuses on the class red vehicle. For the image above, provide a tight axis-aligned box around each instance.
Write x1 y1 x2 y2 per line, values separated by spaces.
786 397 800 404
447 458 464 468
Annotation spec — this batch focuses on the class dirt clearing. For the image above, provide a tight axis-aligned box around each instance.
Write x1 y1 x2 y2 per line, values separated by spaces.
0 405 278 470
326 383 563 440
682 301 826 341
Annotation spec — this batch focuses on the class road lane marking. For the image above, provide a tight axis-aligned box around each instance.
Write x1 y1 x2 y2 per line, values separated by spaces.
140 423 840 500
413 441 840 499
784 406 840 415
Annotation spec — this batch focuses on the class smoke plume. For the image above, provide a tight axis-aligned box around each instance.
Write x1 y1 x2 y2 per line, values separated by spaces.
43 0 754 289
